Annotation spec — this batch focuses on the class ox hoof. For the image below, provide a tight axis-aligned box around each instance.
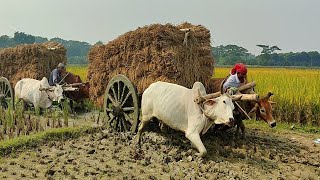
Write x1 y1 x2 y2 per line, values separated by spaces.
196 151 207 157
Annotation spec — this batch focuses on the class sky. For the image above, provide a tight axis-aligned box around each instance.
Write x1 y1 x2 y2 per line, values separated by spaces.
0 0 319 55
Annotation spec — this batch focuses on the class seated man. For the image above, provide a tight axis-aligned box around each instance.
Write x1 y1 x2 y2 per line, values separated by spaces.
49 63 66 86
222 63 248 94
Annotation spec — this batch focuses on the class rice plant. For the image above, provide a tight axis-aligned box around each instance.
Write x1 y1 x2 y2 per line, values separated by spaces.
67 65 88 81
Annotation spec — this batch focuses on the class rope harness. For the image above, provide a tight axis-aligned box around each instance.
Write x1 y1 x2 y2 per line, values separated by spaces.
198 101 209 118
43 90 53 101
58 72 70 85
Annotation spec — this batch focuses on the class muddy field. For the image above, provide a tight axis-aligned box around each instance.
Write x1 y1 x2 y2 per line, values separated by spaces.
0 123 319 180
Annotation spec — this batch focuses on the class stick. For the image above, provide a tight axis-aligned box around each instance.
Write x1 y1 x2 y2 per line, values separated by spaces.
58 72 70 85
234 101 251 120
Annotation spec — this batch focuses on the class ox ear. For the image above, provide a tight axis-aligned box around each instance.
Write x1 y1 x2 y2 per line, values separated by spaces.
204 99 216 106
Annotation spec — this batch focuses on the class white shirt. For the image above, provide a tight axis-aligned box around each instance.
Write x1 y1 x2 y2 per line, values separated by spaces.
223 73 241 92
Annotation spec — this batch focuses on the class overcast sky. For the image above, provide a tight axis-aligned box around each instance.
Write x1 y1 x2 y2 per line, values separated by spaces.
0 0 319 55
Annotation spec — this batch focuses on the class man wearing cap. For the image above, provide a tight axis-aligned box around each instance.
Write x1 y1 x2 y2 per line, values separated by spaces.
223 63 248 94
49 63 66 86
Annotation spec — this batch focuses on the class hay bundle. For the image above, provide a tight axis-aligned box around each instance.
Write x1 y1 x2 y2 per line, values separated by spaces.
0 42 67 86
88 22 214 106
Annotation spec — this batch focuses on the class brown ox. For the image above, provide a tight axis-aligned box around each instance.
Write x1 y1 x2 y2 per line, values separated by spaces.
62 72 90 110
208 78 276 138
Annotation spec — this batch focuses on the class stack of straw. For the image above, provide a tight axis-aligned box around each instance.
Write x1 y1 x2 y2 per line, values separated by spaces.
87 22 214 106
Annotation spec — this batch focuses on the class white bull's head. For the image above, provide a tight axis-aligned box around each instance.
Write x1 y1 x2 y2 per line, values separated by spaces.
202 94 235 127
39 84 64 103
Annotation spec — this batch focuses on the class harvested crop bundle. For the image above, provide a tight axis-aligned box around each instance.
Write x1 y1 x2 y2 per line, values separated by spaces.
87 22 214 106
0 42 67 86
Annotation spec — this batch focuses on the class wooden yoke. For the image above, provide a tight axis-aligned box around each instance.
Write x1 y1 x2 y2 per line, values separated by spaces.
238 81 256 92
194 81 258 104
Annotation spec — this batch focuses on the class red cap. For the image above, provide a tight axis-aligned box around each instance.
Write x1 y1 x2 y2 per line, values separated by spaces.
231 63 247 75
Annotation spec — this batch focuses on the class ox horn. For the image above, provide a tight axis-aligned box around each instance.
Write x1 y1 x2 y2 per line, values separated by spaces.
265 92 273 99
194 90 223 104
202 92 221 100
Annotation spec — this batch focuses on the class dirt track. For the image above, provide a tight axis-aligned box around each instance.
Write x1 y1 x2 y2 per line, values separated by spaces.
0 124 319 180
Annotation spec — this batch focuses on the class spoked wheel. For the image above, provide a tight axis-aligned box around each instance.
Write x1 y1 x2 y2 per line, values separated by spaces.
0 77 14 110
104 74 139 133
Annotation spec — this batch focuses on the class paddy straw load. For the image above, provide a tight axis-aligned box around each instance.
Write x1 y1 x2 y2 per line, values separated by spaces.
87 22 215 106
0 42 67 85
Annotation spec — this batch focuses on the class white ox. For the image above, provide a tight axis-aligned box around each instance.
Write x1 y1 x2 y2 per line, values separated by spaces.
15 77 64 109
137 81 236 157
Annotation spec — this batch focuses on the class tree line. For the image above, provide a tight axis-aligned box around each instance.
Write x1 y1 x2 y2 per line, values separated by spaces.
212 44 320 67
1 32 320 67
0 32 94 64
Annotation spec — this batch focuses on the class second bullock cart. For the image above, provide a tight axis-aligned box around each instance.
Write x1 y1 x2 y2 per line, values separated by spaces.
0 77 14 110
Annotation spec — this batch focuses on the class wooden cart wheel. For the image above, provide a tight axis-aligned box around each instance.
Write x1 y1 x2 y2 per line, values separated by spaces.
0 77 14 109
104 74 139 133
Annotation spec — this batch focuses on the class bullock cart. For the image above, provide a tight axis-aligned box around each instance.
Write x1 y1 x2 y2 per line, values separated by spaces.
103 74 258 133
0 77 14 109
86 23 259 133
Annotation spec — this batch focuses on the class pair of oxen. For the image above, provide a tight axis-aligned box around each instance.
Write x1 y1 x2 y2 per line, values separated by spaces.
14 72 89 111
137 78 276 157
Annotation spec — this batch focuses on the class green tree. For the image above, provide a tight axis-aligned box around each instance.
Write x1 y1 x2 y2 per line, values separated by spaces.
257 44 281 54
0 35 15 48
94 41 103 46
212 44 252 65
308 51 320 66
13 32 35 44
34 36 48 43
256 44 281 66
50 38 92 58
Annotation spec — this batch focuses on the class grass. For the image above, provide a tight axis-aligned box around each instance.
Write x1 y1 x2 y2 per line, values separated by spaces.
0 126 101 156
244 119 320 135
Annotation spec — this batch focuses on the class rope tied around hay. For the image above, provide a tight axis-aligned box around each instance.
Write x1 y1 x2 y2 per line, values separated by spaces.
180 28 191 47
